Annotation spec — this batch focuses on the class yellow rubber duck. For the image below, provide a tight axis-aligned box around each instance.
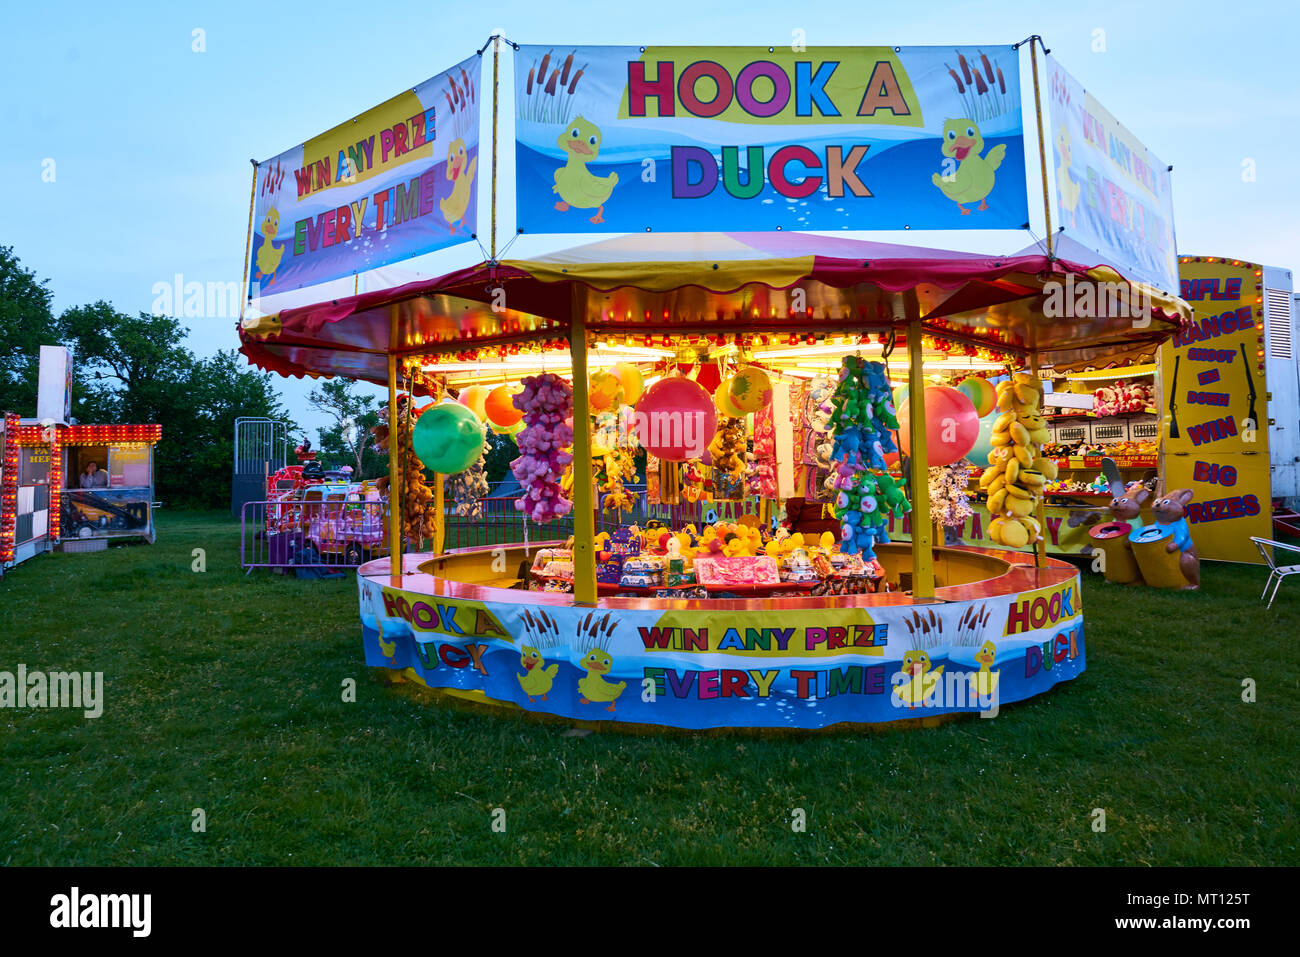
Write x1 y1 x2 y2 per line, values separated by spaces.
893 650 943 709
577 647 625 711
1055 128 1081 228
517 645 559 702
674 531 696 560
931 119 1006 214
376 618 401 663
439 138 477 231
254 207 285 286
970 640 1000 698
553 116 618 224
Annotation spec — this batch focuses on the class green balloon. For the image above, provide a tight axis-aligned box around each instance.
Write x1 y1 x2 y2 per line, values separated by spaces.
412 403 486 475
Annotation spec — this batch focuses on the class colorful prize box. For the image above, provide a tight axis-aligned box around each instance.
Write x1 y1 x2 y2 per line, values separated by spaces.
608 527 642 557
597 555 625 584
692 555 780 587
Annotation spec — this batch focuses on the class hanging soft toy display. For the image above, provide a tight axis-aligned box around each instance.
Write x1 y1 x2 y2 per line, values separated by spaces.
450 451 490 517
510 373 575 523
371 395 440 545
929 462 973 529
681 459 710 502
708 417 747 499
981 372 1055 548
592 410 637 513
747 403 778 498
827 357 908 558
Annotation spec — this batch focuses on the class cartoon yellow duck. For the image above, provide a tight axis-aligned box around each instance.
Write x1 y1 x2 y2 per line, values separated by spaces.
931 119 1006 214
554 116 618 224
1055 128 1081 228
254 207 285 286
376 617 401 663
440 138 477 231
969 640 1000 698
517 645 559 702
577 647 625 711
893 650 944 709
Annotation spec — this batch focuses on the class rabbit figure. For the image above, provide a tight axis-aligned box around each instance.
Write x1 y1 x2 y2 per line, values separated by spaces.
1151 486 1200 590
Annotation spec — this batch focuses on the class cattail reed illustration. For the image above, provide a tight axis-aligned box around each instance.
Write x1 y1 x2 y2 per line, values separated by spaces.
438 64 478 142
948 50 1014 122
520 49 589 124
576 609 618 653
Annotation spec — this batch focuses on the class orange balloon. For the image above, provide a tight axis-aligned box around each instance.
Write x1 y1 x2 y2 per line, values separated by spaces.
457 385 489 420
484 385 523 427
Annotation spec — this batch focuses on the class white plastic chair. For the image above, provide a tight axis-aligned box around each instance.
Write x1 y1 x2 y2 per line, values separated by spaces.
1250 537 1300 609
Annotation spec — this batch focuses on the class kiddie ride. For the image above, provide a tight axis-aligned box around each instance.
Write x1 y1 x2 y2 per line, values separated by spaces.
261 459 387 566
242 232 1192 731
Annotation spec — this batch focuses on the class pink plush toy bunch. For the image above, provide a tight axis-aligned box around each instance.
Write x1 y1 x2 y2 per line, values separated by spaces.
510 373 575 523
1092 378 1156 416
747 404 778 498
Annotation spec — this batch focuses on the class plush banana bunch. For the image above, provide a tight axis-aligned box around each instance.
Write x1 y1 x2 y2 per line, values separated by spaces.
980 372 1058 548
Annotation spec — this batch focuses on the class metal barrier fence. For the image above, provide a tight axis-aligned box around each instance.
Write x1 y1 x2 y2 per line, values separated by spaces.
232 417 287 517
241 498 389 574
443 487 766 552
241 487 770 574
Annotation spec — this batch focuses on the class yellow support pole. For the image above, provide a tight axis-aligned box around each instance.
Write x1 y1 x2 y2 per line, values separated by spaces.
907 321 934 598
386 352 403 586
1030 354 1048 568
1029 37 1055 257
569 287 597 605
433 472 445 555
238 161 257 323
490 35 500 260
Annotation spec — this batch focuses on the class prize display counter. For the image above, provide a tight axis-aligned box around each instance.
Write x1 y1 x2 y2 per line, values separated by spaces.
241 231 1189 732
357 540 1085 731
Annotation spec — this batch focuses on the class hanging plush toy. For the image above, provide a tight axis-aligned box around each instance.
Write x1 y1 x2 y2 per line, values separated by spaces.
929 461 973 529
593 410 638 512
450 451 490 517
371 394 439 544
708 417 747 486
510 373 575 523
981 372 1056 547
747 403 778 498
830 356 908 557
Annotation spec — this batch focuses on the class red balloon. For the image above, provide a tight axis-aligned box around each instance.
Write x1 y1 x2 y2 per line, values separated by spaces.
897 386 980 467
634 377 718 462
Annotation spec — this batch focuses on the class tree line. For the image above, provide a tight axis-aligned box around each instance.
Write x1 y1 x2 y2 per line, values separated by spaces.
1 245 292 510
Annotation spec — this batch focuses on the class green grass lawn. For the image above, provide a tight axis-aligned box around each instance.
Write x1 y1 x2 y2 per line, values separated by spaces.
1 510 1296 865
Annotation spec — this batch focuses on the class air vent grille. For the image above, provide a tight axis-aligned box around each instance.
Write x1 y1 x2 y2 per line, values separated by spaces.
1266 289 1293 359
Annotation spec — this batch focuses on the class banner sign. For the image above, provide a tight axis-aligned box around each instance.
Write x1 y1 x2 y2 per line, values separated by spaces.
1044 56 1178 293
359 572 1084 730
886 502 1098 555
515 45 1028 234
1160 259 1271 563
248 55 481 298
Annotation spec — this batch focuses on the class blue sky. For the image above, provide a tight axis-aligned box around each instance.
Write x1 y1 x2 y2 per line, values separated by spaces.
3 0 1297 436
